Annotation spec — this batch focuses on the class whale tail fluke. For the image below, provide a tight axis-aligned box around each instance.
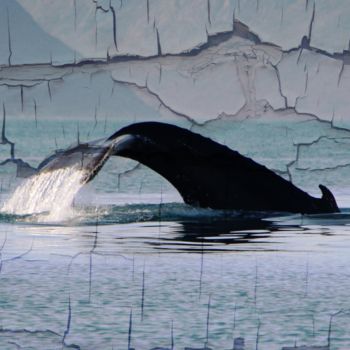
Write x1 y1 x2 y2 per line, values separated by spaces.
319 184 340 213
28 122 340 215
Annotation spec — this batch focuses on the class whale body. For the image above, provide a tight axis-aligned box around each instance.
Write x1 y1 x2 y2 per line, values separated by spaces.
38 122 340 214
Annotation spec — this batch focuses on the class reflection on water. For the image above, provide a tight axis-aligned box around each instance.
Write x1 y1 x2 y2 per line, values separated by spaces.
1 205 350 349
3 204 350 254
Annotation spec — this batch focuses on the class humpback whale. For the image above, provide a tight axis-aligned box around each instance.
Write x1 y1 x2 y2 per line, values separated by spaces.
38 122 339 214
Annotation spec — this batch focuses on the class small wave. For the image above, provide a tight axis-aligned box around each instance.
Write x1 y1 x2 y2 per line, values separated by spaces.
3 202 290 226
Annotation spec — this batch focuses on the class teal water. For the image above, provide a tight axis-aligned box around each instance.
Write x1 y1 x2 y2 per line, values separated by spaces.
1 117 350 349
1 207 350 350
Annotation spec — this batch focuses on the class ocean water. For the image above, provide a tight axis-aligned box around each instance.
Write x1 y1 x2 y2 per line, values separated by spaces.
0 116 350 350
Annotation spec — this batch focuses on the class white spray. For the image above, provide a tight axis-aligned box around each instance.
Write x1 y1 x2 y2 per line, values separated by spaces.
1 166 85 222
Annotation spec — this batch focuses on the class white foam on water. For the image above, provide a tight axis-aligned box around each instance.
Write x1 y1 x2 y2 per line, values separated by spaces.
1 166 85 222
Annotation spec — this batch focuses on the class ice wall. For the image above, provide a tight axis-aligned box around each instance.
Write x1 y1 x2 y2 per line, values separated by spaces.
1 0 350 202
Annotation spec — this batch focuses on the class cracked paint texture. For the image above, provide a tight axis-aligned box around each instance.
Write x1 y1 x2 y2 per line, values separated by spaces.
0 0 350 204
2 0 350 64
1 3 350 349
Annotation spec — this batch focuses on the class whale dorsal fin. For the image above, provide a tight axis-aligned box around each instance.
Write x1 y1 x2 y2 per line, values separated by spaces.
319 184 340 213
